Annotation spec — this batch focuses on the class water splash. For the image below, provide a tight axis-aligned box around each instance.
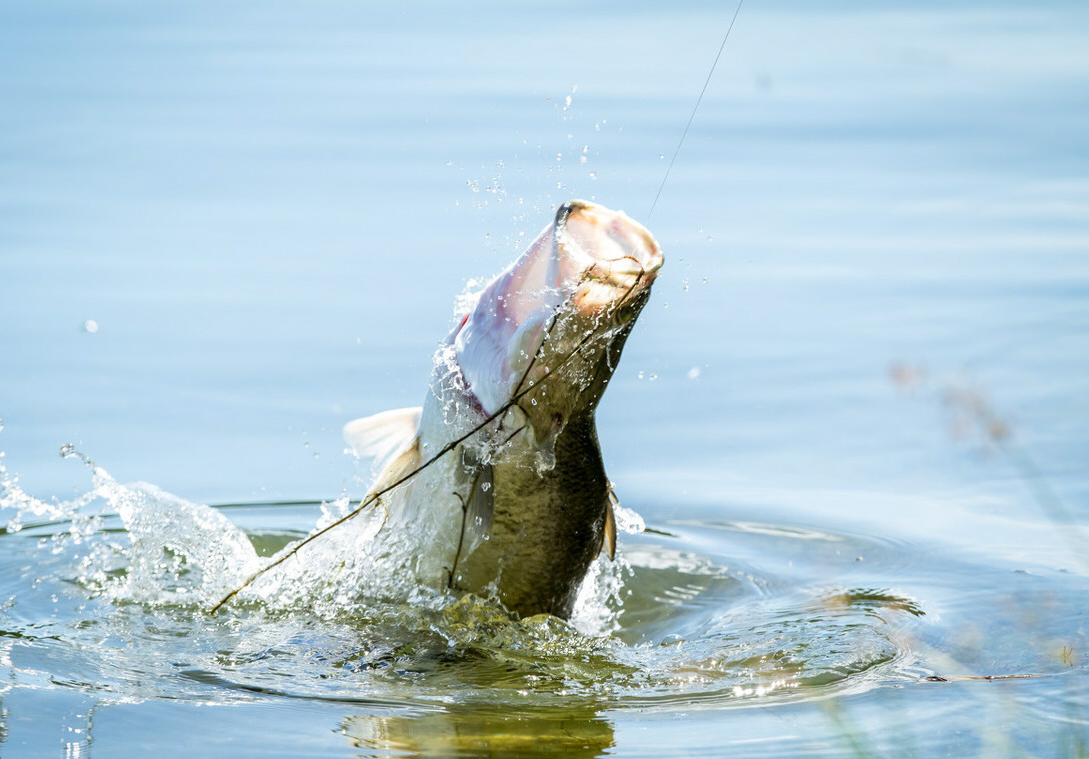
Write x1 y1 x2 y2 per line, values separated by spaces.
2 431 926 716
3 445 261 606
571 554 632 636
1 444 96 534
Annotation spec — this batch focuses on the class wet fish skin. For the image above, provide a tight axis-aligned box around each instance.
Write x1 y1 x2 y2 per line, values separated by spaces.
456 387 613 618
345 200 662 619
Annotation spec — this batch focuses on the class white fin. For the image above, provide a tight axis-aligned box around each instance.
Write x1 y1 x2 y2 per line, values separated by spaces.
343 407 422 473
371 436 422 495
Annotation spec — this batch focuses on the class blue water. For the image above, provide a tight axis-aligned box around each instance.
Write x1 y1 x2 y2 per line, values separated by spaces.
2 1 1088 756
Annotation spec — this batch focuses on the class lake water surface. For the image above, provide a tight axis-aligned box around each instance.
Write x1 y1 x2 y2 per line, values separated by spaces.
2 1 1088 756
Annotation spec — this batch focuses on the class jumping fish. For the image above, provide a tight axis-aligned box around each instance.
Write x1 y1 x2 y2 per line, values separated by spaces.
344 200 663 618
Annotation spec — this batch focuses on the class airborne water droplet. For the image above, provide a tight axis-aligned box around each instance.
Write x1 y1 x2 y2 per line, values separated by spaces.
481 482 491 492
531 398 538 405
59 443 76 459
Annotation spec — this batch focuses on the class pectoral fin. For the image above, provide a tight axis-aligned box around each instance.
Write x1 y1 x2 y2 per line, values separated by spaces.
602 492 617 561
457 448 494 555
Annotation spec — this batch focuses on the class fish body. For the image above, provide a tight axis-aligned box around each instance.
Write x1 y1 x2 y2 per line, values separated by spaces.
345 200 663 618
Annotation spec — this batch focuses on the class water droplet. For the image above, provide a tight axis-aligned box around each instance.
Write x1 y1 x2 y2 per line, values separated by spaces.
658 153 664 160
530 398 537 406
687 367 701 380
82 319 99 334
59 443 76 459
637 371 645 380
481 482 491 492
649 373 659 381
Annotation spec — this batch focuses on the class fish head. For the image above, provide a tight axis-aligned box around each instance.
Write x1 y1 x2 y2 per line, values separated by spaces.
446 200 663 445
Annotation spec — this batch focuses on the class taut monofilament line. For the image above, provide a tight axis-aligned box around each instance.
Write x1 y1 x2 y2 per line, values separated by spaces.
646 0 744 225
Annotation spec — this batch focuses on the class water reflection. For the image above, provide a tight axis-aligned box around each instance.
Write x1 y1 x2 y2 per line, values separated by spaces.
344 703 614 758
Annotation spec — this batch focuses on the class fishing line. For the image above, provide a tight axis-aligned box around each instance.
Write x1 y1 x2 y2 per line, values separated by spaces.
211 6 746 610
209 254 650 614
646 0 744 224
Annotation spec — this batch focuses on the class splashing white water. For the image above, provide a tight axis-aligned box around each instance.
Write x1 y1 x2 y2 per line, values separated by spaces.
1 441 640 632
1 450 96 535
2 445 261 607
570 494 644 636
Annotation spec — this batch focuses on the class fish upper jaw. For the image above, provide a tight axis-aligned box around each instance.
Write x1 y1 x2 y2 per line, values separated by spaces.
554 200 663 315
447 201 663 419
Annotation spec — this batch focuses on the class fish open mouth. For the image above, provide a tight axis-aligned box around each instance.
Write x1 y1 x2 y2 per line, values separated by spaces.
554 200 663 315
448 200 664 418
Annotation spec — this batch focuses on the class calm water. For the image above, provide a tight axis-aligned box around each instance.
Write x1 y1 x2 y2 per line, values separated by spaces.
2 1 1088 756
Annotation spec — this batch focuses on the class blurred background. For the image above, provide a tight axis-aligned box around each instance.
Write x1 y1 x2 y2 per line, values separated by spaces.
2 1 1088 755
3 1 1085 526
